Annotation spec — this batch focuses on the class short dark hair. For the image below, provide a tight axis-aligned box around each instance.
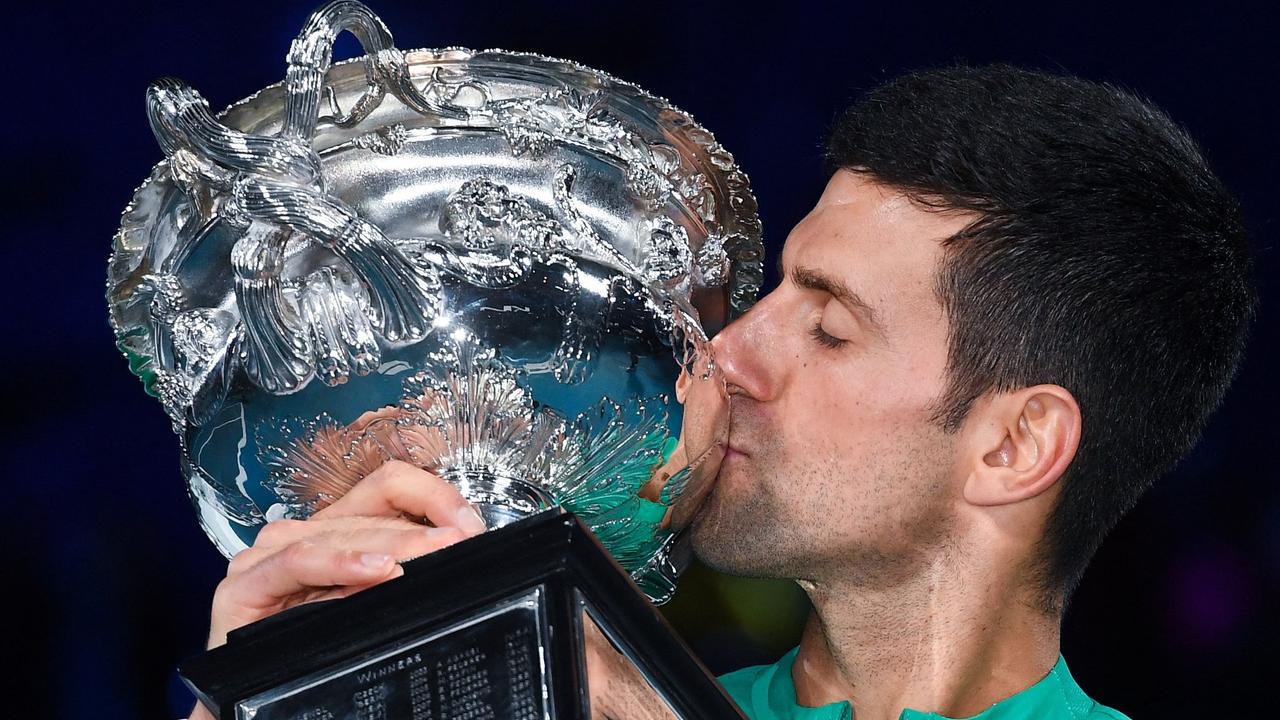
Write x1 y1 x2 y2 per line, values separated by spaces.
826 64 1256 610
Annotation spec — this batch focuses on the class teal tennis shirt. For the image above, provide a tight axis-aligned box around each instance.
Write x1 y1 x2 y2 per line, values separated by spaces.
718 648 1131 720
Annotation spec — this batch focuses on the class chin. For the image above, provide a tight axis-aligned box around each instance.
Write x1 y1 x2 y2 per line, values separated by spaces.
687 485 731 563
689 526 749 576
687 480 767 576
692 530 791 580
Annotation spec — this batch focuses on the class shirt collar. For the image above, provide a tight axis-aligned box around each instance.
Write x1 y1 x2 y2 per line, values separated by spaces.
758 647 852 720
900 655 1094 719
763 648 1094 720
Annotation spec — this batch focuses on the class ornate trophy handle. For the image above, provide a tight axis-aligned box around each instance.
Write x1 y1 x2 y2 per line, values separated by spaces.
142 0 456 395
227 176 441 344
284 0 467 140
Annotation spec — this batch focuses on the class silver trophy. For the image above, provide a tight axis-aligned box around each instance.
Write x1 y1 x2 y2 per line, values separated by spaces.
108 2 761 717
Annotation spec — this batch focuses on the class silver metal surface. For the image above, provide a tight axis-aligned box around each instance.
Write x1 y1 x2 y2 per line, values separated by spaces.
108 1 759 600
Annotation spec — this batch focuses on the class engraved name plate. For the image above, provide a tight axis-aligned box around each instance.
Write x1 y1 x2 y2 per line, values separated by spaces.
236 589 551 720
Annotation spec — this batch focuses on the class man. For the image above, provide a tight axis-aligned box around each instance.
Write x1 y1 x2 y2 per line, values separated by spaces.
192 65 1255 719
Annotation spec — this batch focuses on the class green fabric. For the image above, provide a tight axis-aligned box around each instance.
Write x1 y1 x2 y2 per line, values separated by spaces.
718 647 1131 720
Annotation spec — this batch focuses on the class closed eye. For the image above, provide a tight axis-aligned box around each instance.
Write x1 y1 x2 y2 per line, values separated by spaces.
809 322 848 349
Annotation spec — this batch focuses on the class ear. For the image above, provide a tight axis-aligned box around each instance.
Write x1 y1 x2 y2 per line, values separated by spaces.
962 385 1081 507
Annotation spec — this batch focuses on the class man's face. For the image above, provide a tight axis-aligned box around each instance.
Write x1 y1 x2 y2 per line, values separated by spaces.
691 171 975 586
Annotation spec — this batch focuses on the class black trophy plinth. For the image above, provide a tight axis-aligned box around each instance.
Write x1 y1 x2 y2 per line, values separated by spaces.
180 509 746 719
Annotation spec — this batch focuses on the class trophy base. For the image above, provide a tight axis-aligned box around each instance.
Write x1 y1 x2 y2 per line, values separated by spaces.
441 469 558 529
180 508 744 719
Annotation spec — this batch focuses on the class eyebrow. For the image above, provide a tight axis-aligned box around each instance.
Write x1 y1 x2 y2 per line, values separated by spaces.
786 261 887 336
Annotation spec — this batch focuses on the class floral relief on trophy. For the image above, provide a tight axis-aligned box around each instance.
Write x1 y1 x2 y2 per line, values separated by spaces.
350 123 410 156
437 178 562 285
257 331 683 596
487 86 720 221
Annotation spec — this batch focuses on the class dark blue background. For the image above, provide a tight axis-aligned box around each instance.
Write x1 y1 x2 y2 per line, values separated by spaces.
3 1 1276 717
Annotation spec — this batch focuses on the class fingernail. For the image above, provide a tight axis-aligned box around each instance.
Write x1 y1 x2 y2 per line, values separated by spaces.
456 505 487 535
425 526 454 539
360 552 392 568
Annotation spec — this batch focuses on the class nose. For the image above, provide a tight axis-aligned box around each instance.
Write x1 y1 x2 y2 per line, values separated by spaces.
710 288 784 402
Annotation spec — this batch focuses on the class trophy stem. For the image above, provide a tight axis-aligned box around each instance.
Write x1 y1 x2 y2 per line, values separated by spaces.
439 468 557 529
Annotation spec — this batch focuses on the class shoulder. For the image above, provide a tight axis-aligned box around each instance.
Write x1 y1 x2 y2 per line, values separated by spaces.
1086 704 1133 720
1053 658 1131 720
1006 655 1135 720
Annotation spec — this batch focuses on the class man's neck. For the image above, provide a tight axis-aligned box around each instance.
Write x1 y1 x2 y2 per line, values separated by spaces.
791 554 1060 720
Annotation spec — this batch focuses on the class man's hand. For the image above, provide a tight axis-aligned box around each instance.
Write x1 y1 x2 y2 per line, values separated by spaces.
207 460 486 650
190 459 671 720
189 461 484 719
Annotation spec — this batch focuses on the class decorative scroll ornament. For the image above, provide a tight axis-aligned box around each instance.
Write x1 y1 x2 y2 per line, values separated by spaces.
107 0 755 601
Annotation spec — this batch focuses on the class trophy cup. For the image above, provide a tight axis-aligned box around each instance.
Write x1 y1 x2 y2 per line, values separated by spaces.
108 2 763 717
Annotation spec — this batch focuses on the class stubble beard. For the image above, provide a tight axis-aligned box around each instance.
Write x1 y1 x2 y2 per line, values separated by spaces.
691 447 813 580
690 429 958 591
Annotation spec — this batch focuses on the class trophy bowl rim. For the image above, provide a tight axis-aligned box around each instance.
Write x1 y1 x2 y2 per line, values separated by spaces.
107 45 764 346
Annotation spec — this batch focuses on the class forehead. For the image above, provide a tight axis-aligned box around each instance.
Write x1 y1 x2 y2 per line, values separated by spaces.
781 171 974 328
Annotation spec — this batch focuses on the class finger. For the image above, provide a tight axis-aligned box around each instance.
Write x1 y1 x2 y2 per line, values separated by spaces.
281 564 409 606
328 564 407 599
319 525 467 563
313 460 487 536
209 530 459 650
210 542 399 648
216 541 398 614
227 546 265 577
230 525 466 577
248 516 427 554
229 517 412 574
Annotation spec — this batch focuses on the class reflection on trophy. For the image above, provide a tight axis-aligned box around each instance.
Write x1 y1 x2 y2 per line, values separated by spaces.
107 1 761 716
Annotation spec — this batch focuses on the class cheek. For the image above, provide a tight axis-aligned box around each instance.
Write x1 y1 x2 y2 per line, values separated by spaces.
776 393 957 537
779 363 943 454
